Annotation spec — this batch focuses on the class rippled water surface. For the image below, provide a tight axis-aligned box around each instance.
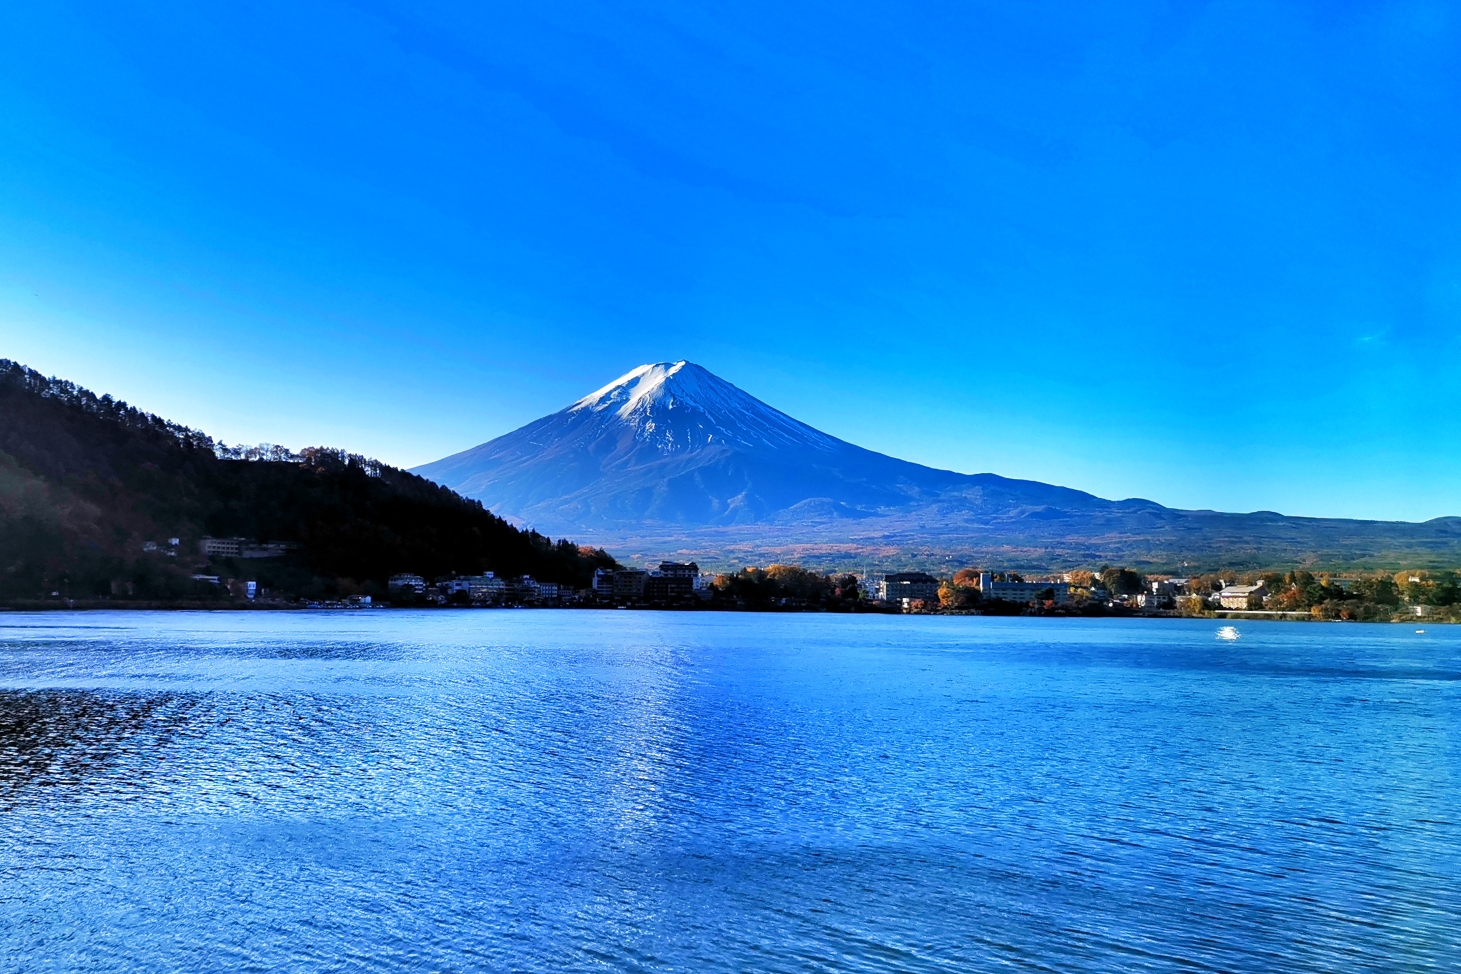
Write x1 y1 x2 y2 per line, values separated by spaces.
1 611 1458 972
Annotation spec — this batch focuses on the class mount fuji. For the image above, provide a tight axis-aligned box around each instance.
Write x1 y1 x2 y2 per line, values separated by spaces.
413 362 1461 570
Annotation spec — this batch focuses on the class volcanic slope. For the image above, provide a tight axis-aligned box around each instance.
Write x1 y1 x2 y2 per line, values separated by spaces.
413 362 1461 570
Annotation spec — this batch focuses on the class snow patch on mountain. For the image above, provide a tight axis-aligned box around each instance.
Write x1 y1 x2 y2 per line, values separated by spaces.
567 361 844 455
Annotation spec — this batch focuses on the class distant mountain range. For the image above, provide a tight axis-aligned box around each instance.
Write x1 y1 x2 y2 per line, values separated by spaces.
414 362 1461 571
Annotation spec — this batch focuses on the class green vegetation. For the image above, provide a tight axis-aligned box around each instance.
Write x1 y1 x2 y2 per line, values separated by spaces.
0 359 615 605
1252 569 1457 621
924 562 1459 622
710 565 864 609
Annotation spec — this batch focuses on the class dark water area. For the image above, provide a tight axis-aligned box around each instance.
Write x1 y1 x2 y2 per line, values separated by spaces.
1 611 1457 972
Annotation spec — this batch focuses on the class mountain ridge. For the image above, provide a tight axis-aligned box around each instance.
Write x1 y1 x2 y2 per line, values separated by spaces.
413 362 1461 571
0 358 615 603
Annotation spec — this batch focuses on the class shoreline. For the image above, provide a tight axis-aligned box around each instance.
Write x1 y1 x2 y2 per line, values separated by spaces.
0 601 1446 624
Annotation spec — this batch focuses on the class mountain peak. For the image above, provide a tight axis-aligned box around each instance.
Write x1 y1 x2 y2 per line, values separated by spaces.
563 361 843 455
409 362 1461 569
569 361 706 418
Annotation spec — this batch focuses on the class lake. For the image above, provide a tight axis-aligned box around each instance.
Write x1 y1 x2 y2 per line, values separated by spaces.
1 611 1457 972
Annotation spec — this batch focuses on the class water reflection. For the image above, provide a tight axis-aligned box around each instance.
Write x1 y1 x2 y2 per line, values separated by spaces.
0 690 201 805
0 611 1455 973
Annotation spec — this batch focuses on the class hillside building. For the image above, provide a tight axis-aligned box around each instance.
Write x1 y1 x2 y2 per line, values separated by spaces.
199 537 244 558
198 537 294 559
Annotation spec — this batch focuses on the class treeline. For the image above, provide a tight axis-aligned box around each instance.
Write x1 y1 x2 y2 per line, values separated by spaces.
936 564 1460 621
1211 569 1459 621
707 560 1461 622
0 359 616 604
710 565 865 609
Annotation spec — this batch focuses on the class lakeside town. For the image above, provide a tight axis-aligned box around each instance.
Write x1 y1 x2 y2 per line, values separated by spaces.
384 564 1459 622
170 536 1461 623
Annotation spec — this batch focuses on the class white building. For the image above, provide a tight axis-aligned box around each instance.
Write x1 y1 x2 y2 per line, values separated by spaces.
466 574 505 599
877 572 940 602
977 571 1071 604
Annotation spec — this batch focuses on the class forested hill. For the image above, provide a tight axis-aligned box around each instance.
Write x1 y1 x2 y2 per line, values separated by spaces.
0 359 616 604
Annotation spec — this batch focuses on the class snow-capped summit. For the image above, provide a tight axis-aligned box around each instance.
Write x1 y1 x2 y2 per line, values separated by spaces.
410 361 1449 565
410 360 1103 533
569 360 701 415
565 361 842 455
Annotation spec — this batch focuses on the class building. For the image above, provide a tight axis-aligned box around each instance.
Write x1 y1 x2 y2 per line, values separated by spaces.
438 577 474 596
1139 579 1185 609
612 570 648 599
1218 583 1267 610
877 572 940 602
388 573 427 594
646 562 699 600
988 580 1071 604
977 571 1071 604
199 537 244 558
1151 579 1188 598
198 537 292 559
513 575 560 601
592 569 616 597
467 574 506 600
240 542 294 559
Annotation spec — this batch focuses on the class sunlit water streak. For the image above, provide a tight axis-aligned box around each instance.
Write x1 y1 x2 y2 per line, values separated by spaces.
0 611 1457 972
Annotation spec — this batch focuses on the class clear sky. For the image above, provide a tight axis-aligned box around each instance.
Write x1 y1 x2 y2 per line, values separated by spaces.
2 2 1458 521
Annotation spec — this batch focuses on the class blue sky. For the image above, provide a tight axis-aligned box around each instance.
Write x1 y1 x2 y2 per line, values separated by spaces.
2 1 1458 521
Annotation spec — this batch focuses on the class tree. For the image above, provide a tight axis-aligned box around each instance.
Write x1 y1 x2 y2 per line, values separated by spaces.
829 574 861 602
714 565 835 605
939 580 979 610
1362 575 1400 607
953 568 983 587
1100 567 1145 596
